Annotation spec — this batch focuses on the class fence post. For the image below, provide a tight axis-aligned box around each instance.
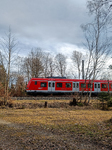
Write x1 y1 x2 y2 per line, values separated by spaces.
44 101 48 108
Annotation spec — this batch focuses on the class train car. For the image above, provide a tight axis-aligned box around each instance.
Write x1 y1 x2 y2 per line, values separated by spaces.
26 77 112 94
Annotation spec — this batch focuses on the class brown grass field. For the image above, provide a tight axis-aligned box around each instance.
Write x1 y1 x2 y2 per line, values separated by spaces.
0 99 112 149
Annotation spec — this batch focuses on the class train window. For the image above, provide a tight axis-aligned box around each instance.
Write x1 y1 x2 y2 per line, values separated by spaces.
73 83 75 88
66 83 71 88
35 81 37 85
102 84 107 88
88 83 93 88
111 84 112 89
49 82 51 87
41 82 47 87
57 83 62 87
81 83 86 88
98 84 100 88
77 83 79 88
52 83 55 87
95 84 97 88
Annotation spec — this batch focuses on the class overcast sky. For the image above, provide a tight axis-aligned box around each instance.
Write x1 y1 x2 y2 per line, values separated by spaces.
0 0 90 57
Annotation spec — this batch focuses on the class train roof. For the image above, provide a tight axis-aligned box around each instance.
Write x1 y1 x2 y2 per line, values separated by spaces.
29 78 112 83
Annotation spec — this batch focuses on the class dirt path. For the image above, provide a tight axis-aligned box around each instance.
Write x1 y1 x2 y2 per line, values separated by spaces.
0 119 111 150
0 119 23 129
0 119 11 125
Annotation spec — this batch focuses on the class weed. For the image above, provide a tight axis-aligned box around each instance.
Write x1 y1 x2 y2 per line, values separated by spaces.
87 131 94 137
21 105 25 109
7 100 14 108
77 102 84 107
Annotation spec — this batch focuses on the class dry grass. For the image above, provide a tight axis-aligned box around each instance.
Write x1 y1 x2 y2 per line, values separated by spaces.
0 99 111 127
13 98 99 104
0 100 112 149
0 108 111 127
12 99 71 104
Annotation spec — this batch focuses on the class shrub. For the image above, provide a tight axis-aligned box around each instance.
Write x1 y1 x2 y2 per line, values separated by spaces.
0 82 5 97
0 98 4 106
77 102 84 107
7 100 14 108
98 92 110 110
110 117 112 123
98 92 110 102
107 98 112 107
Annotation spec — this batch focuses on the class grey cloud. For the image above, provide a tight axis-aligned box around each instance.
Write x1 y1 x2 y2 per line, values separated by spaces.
0 0 89 55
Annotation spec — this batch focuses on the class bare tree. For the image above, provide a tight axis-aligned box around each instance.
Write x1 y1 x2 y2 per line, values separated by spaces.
9 56 25 86
43 53 55 77
81 0 112 103
55 53 67 77
48 56 55 77
15 75 26 97
0 28 18 103
43 53 51 77
23 48 44 80
65 64 77 79
16 56 24 75
0 65 6 84
71 51 84 79
0 51 6 84
0 51 4 65
23 57 30 81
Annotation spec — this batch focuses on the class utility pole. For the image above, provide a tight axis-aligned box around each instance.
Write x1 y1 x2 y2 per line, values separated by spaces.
82 60 84 79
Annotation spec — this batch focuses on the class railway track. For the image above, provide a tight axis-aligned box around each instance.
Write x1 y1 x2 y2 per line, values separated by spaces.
11 96 97 100
11 97 73 100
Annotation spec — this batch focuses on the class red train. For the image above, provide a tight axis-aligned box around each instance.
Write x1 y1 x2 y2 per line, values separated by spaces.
26 77 112 94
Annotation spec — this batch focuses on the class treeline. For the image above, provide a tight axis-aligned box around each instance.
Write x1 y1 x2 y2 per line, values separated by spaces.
1 0 112 100
0 48 84 97
0 29 85 97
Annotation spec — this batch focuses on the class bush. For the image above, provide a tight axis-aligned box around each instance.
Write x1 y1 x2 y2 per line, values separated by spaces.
0 98 4 106
98 92 110 102
98 92 111 110
107 98 112 107
7 100 14 108
77 102 84 107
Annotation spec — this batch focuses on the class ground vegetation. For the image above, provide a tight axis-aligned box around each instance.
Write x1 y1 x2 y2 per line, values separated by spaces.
0 99 111 150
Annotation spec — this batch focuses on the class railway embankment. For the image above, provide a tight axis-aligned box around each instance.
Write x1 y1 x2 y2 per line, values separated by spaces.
10 96 98 100
11 97 73 100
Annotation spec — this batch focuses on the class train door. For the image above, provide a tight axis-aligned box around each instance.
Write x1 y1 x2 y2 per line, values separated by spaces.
48 81 55 92
94 82 100 93
52 81 55 92
73 82 79 92
76 82 79 92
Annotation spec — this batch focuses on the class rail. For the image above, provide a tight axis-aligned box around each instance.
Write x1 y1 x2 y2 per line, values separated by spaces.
10 97 98 100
